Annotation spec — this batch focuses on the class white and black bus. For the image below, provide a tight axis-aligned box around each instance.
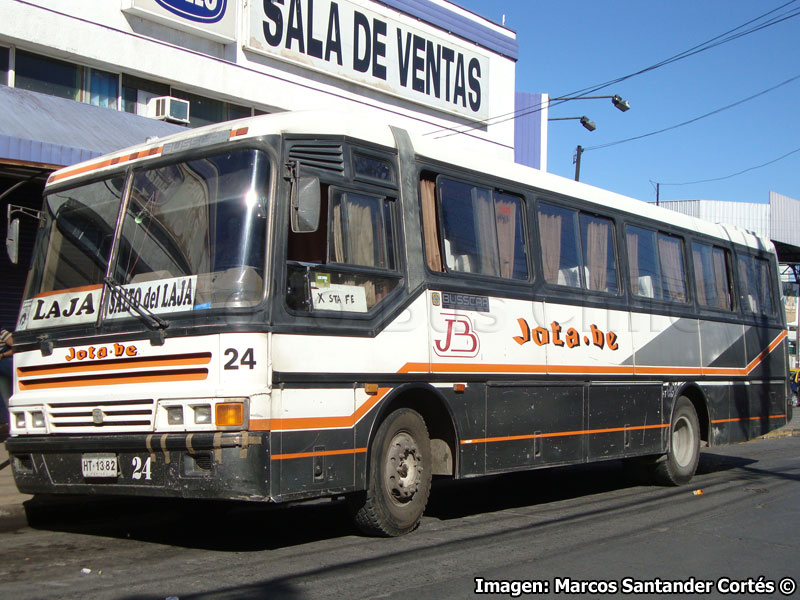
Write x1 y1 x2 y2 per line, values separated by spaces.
5 111 790 536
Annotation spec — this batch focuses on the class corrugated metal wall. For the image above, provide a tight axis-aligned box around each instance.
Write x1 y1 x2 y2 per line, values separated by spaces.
770 191 800 247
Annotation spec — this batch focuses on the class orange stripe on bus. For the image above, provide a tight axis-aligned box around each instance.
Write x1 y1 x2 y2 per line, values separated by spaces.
711 414 786 424
461 423 670 445
17 353 212 378
269 388 390 431
250 419 271 431
33 284 104 298
18 369 208 390
271 447 367 461
48 146 164 183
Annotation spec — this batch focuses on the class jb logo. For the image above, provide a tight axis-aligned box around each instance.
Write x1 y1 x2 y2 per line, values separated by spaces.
434 313 480 357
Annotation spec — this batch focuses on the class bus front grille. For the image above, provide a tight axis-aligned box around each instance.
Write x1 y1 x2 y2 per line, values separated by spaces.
46 398 155 431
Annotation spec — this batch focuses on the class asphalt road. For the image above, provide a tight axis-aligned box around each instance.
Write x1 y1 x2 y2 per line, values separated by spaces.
0 436 798 600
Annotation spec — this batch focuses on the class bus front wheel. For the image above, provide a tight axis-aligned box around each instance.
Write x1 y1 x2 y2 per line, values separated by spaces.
351 408 432 536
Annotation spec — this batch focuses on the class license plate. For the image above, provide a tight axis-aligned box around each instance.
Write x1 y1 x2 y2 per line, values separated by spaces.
81 453 118 478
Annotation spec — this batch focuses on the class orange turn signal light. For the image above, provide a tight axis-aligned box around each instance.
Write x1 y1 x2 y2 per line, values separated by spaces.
216 402 244 427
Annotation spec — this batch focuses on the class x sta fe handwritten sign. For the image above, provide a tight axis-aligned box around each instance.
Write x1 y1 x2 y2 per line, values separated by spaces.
311 283 368 313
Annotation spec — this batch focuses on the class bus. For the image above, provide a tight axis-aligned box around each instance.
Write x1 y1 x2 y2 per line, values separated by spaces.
5 111 790 536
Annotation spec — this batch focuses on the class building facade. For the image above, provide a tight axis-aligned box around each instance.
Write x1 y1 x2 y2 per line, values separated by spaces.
0 0 550 325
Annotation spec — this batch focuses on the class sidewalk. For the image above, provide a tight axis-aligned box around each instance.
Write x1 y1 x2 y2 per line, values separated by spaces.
0 411 798 532
0 438 33 532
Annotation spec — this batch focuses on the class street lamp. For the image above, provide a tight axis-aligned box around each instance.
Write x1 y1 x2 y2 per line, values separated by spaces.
548 116 597 132
548 93 631 181
551 94 631 112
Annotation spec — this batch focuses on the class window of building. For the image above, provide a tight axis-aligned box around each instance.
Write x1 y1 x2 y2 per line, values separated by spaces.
1 47 8 86
172 89 251 128
737 254 775 315
626 225 688 302
433 178 528 280
692 242 733 310
121 74 170 115
14 49 118 108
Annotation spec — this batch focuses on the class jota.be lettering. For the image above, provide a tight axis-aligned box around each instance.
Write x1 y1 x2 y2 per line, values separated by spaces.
65 343 138 362
514 318 619 351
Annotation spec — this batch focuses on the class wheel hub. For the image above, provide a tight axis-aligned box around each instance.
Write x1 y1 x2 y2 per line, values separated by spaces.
385 432 422 503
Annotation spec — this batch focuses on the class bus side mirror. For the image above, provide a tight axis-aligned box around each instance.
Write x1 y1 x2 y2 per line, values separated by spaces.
291 175 321 233
6 218 19 265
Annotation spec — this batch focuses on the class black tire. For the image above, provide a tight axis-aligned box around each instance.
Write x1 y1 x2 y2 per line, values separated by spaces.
351 408 432 537
655 396 701 485
625 396 701 486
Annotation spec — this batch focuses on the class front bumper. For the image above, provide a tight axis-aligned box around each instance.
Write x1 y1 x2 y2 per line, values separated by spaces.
5 431 271 501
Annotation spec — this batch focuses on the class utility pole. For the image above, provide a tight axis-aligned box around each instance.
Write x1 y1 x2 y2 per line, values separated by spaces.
574 145 583 181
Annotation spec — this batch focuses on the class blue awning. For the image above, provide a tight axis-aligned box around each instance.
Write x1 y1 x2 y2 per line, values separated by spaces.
0 85 186 168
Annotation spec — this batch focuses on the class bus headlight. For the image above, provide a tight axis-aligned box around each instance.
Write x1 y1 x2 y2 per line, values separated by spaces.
31 411 46 429
192 404 212 424
166 405 184 425
14 412 26 429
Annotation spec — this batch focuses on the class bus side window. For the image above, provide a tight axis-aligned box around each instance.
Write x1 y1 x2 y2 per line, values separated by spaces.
692 242 733 310
538 202 581 287
429 176 528 280
657 233 688 302
627 226 688 302
579 213 618 294
626 225 663 299
286 184 400 314
737 254 775 316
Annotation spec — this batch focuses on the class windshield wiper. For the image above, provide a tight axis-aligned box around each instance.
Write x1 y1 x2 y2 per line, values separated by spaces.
103 276 169 330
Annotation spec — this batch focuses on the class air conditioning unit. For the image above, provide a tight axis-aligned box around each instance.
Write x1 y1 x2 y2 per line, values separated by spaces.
147 96 190 124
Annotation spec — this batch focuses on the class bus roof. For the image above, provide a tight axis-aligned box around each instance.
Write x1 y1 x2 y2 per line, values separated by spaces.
46 110 774 254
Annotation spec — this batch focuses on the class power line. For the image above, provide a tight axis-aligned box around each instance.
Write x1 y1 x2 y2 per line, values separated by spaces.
584 73 800 151
428 0 800 138
658 146 800 186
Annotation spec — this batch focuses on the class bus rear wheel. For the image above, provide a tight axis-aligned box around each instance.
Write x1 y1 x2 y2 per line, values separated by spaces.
351 408 432 537
629 396 700 486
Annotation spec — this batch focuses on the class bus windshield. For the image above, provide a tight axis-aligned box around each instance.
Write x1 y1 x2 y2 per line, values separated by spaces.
21 149 268 330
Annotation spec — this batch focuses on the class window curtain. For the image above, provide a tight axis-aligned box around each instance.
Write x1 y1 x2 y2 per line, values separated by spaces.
420 179 443 272
585 218 609 291
711 248 730 310
626 230 640 295
472 187 498 276
756 260 772 314
331 195 376 267
495 198 517 279
658 235 686 301
692 247 708 306
538 210 562 283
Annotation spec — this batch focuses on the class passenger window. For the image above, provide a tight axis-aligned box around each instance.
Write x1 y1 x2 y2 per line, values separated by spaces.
538 203 581 287
737 254 775 315
436 178 528 280
580 214 618 294
658 233 687 302
627 226 687 302
692 242 733 310
353 153 394 183
329 190 394 270
286 186 399 314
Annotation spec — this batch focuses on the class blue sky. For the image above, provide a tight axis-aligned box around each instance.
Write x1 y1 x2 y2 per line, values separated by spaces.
453 0 799 206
